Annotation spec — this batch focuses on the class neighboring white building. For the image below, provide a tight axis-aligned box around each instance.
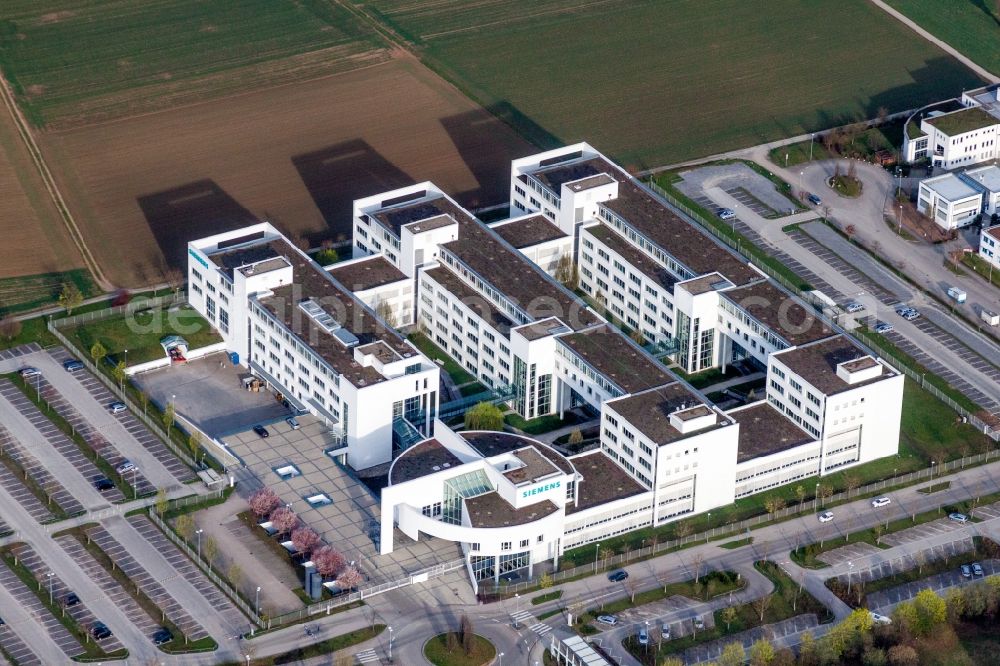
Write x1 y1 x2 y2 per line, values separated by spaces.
980 225 1000 270
917 173 983 230
186 223 440 470
961 165 1000 217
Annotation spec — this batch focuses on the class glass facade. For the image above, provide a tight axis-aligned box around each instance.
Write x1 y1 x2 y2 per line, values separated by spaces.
442 470 494 525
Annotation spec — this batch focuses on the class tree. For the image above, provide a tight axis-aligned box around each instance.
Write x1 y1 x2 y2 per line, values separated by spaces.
248 487 282 518
187 431 202 463
795 485 806 509
845 224 857 241
112 360 127 390
945 587 965 624
460 614 474 657
337 565 362 591
203 536 218 568
863 647 888 666
753 593 773 622
463 402 504 431
163 401 175 435
692 553 705 584
59 282 83 314
374 297 396 329
0 316 21 341
554 254 579 290
897 588 946 636
90 341 108 366
886 645 919 666
312 546 346 578
228 562 243 589
155 488 168 516
843 473 861 497
630 327 645 345
718 642 746 666
877 106 890 126
764 496 785 517
720 605 738 630
538 572 553 589
269 506 299 536
798 631 818 666
567 429 584 448
674 521 693 540
750 638 775 666
291 527 320 557
315 248 339 265
175 514 195 541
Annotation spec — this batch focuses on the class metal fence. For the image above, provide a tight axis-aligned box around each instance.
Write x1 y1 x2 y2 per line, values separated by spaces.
52 292 184 328
46 319 241 469
147 508 264 627
481 450 1000 595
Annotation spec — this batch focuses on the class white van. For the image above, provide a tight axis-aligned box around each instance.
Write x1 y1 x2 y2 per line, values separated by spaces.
946 287 967 304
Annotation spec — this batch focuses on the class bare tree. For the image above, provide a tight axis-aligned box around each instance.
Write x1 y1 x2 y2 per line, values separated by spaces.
203 537 218 568
692 553 705 585
460 614 474 656
0 316 21 341
753 593 773 622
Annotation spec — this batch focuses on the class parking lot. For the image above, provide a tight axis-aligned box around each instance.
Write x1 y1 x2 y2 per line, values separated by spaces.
133 353 290 438
791 230 898 305
0 423 84 518
0 379 125 504
677 162 804 219
0 623 41 666
683 614 817 665
0 550 83 658
867 558 1000 610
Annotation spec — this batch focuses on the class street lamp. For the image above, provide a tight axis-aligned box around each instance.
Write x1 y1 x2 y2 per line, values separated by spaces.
255 586 261 615
47 572 54 603
847 561 855 596
809 133 815 162
388 626 393 661
645 620 650 654
706 512 712 543
499 652 504 666
815 483 820 510
594 544 600 573
196 529 203 559
132 465 138 499
514 593 520 614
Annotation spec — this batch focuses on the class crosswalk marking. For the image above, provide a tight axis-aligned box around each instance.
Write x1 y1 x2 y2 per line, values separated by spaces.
511 610 533 622
356 649 379 663
530 622 552 636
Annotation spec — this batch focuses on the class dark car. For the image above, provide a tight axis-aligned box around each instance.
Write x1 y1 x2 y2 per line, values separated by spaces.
93 476 114 492
253 425 270 438
499 571 521 583
152 627 173 645
608 570 629 582
91 622 112 640
63 359 85 372
64 592 80 607
0 615 5 626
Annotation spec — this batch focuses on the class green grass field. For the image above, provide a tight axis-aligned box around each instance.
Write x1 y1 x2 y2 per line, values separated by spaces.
886 0 1000 76
0 0 386 126
361 0 983 167
0 269 97 316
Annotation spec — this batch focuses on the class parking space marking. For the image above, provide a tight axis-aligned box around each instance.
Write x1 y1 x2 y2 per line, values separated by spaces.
0 551 83 657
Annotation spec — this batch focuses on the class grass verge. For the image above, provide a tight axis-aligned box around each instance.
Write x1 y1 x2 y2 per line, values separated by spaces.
532 590 563 605
424 632 496 666
407 332 476 386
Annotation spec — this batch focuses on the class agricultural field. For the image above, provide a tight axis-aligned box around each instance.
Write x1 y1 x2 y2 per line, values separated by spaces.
359 0 985 167
39 57 534 287
886 0 1000 77
0 0 389 128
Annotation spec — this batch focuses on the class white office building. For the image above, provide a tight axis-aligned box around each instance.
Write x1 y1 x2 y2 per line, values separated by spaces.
903 84 1000 167
917 173 983 230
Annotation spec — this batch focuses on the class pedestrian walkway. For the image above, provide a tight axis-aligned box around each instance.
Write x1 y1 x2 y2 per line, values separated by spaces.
355 647 379 663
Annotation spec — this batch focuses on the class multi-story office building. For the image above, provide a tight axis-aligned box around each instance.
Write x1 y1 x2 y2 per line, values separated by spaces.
903 84 1000 167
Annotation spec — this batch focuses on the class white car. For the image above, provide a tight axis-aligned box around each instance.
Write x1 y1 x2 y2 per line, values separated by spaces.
109 401 127 414
948 512 969 524
901 309 920 321
718 208 736 220
596 615 617 626
844 302 864 314
870 612 892 625
818 511 834 523
871 496 891 508
874 322 893 334
116 460 135 474
19 367 41 378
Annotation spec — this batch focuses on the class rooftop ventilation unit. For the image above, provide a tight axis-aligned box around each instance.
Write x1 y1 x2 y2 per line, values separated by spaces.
299 299 359 348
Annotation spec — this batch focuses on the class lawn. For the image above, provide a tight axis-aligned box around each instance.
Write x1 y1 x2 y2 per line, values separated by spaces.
408 332 476 386
424 633 496 666
885 0 1000 76
504 410 587 435
360 0 983 167
67 305 221 365
0 0 386 127
0 269 98 316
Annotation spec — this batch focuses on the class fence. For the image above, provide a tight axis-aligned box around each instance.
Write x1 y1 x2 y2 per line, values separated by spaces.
481 450 1000 595
53 292 184 328
147 508 264 627
46 319 241 469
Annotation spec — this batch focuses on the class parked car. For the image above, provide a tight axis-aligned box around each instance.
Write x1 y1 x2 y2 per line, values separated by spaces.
0 615 4 626
948 512 969 524
807 193 822 206
253 424 270 438
285 416 300 430
116 460 135 474
844 301 864 314
499 571 521 583
901 309 920 321
91 621 113 640
108 401 127 414
19 367 41 378
717 208 736 220
973 563 985 577
608 570 629 582
961 564 973 579
871 496 891 508
818 511 834 523
596 615 618 626
638 626 649 645
874 322 894 334
93 476 114 492
63 359 84 372
869 612 892 625
152 627 173 645
64 592 80 607
661 623 671 640
694 617 706 630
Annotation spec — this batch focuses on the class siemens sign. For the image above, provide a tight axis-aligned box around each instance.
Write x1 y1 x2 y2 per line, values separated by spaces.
188 248 209 269
522 480 560 499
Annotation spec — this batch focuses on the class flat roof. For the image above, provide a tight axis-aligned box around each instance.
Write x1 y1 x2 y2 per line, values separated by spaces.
207 244 281 279
256 239 416 387
404 214 458 234
328 256 408 292
514 317 571 342
772 335 891 395
371 197 469 236
503 447 560 485
557 325 673 394
423 265 513 335
462 431 574 476
566 451 647 514
721 280 833 346
606 384 721 446
964 165 1000 194
584 224 678 292
680 273 732 296
986 224 1000 242
729 402 814 463
389 438 463 484
532 160 612 192
492 215 567 249
925 107 999 136
465 492 558 528
568 173 616 191
357 340 401 364
922 173 981 202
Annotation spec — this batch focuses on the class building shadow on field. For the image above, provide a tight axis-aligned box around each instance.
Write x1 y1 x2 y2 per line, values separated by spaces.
292 139 414 244
138 180 259 271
